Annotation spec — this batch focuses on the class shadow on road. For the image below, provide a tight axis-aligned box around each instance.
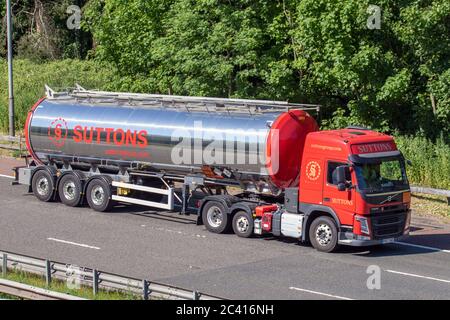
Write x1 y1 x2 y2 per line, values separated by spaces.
337 234 450 257
108 204 198 225
402 233 450 250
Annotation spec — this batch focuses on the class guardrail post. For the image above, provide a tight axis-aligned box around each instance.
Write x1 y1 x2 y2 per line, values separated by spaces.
142 280 149 300
2 253 7 277
193 290 199 300
45 260 52 287
93 269 99 296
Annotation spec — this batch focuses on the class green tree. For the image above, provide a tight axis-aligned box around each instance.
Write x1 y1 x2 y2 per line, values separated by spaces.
1 0 91 60
81 0 450 138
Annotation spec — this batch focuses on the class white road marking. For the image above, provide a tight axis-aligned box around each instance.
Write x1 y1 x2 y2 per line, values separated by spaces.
47 237 101 250
395 241 450 254
289 286 354 300
386 270 450 284
0 174 14 179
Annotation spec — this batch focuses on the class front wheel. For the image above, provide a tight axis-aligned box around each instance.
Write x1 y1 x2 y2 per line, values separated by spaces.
309 216 339 253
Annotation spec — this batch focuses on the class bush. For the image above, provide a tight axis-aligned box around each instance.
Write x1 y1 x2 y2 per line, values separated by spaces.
396 135 450 189
0 58 118 133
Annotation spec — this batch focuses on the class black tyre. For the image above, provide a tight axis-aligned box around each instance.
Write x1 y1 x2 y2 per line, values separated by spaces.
32 170 55 202
232 210 254 238
86 179 113 212
202 201 230 234
58 174 83 207
309 216 339 253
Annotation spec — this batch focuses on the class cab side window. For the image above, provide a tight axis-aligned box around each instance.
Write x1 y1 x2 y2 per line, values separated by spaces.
327 161 350 185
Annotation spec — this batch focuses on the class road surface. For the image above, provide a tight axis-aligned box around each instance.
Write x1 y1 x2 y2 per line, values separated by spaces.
0 159 449 299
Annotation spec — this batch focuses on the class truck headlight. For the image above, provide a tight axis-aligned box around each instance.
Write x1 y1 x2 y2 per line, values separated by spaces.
356 216 370 235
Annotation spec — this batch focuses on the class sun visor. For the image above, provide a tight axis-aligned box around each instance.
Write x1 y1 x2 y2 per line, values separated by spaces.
349 150 402 164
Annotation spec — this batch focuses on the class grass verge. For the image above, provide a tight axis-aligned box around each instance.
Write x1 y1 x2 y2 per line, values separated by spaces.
411 193 450 219
1 268 141 300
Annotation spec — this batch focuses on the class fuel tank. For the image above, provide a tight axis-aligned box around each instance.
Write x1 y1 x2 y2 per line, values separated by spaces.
25 88 319 193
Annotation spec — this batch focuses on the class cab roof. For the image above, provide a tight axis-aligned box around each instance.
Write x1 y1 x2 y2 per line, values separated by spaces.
308 128 393 145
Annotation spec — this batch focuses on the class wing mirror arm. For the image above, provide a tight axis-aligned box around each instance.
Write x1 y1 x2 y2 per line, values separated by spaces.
336 165 351 191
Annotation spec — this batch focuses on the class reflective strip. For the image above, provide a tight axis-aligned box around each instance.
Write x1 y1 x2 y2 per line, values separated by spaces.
112 181 171 195
112 195 173 210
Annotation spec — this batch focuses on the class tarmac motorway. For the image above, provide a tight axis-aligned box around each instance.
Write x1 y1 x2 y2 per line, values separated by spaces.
0 162 450 299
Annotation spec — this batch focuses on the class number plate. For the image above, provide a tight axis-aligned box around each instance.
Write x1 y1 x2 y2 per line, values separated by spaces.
381 238 394 244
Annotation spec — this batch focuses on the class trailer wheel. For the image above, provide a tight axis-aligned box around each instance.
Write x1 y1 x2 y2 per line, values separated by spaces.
309 216 339 253
86 179 113 212
202 201 230 234
232 211 254 238
58 174 82 207
32 170 54 202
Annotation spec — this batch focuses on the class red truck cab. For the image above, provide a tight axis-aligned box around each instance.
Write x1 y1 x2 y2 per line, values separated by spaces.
296 127 411 251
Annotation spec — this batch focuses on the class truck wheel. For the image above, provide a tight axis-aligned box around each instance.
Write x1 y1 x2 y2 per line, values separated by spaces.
202 201 230 234
86 179 113 212
32 170 54 202
309 216 339 253
58 174 82 207
232 211 254 238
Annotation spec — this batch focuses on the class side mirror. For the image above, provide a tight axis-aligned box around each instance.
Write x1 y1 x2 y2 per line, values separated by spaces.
406 159 412 166
336 165 349 191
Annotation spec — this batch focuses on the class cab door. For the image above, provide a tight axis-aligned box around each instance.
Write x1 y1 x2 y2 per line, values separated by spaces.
322 160 356 226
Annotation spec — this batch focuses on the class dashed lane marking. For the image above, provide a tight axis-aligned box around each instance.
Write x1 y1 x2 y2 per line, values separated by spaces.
386 269 450 284
47 237 101 250
289 286 354 300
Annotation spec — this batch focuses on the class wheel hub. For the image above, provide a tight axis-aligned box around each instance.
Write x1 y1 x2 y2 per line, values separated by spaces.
315 223 332 246
91 185 105 206
236 216 249 233
36 177 49 196
63 181 76 201
206 206 223 228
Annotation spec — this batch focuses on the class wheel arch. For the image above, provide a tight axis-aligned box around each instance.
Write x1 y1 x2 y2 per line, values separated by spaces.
300 205 341 242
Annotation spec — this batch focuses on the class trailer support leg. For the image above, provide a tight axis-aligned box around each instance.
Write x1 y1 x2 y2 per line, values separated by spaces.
181 183 189 215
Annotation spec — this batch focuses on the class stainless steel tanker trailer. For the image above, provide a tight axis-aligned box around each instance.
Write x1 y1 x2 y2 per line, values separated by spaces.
14 85 411 252
15 84 319 230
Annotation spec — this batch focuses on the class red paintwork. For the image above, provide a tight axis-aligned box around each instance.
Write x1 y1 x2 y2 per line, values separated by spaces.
298 128 409 238
262 212 274 232
266 110 319 189
351 141 396 154
255 204 278 217
24 97 46 165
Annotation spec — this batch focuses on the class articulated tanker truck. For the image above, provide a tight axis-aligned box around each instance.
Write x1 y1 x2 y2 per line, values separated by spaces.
13 85 412 252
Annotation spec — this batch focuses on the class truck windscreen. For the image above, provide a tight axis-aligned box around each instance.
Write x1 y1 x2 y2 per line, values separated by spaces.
354 158 408 193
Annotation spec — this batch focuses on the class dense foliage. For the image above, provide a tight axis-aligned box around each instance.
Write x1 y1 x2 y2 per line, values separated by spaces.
0 0 91 60
0 58 118 130
0 1 449 188
396 135 450 189
83 0 449 139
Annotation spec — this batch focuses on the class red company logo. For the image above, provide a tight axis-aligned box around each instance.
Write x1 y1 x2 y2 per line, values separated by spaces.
48 118 68 147
306 161 321 181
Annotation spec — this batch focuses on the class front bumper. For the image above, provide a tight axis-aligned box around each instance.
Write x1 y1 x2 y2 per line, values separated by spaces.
338 231 409 247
